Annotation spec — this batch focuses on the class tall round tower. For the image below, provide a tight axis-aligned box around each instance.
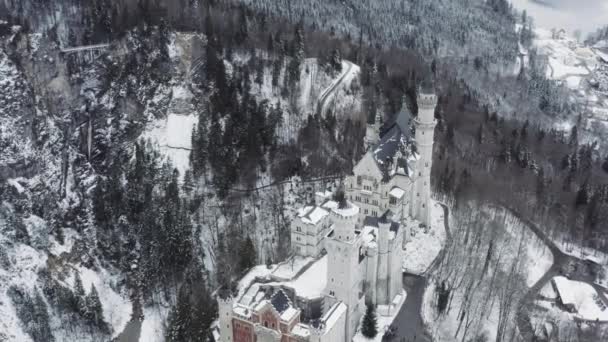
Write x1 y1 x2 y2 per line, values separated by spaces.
217 295 234 342
411 82 437 227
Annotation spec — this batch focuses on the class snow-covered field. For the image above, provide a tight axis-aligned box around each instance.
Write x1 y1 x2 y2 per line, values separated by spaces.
402 201 446 274
139 304 171 342
143 85 198 178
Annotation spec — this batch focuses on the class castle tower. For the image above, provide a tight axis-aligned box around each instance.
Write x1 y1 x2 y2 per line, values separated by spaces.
325 201 361 341
365 110 383 150
217 295 234 342
376 215 391 305
411 82 437 227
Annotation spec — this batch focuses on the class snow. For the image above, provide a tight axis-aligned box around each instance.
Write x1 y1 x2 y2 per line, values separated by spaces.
331 202 359 218
7 178 25 193
280 306 299 321
402 201 446 274
143 112 198 178
291 323 310 338
283 255 328 299
271 256 314 280
565 75 582 89
540 282 557 299
324 302 347 331
353 290 407 342
139 304 170 342
296 205 329 225
548 57 589 79
236 265 277 300
388 187 405 199
75 266 132 338
0 238 46 342
552 276 608 321
48 228 78 256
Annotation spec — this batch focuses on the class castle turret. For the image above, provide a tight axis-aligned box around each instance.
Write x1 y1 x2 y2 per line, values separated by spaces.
325 200 361 342
376 213 391 305
217 295 234 342
365 110 383 150
411 79 437 227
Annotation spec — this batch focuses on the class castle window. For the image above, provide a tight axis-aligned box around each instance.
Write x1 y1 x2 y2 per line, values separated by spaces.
357 176 362 186
419 172 421 177
389 197 397 205
426 162 429 167
330 290 335 296
364 209 368 215
417 193 420 197
423 204 425 208
264 322 268 328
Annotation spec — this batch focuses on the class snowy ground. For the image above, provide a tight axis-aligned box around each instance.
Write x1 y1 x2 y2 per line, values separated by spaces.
139 304 171 342
502 212 554 287
143 84 198 179
270 256 315 280
525 26 608 145
352 290 407 342
421 205 554 342
73 266 132 337
402 200 446 274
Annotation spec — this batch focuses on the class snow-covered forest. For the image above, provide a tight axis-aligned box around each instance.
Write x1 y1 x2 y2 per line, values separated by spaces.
1 0 608 341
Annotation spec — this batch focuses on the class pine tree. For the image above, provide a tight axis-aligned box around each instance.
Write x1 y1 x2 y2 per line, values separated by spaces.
165 288 192 342
85 284 105 328
602 155 608 174
576 182 590 207
361 303 378 338
238 236 257 272
74 272 86 314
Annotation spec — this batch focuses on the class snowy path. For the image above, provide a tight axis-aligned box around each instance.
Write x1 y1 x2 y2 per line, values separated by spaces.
316 61 356 116
390 203 451 342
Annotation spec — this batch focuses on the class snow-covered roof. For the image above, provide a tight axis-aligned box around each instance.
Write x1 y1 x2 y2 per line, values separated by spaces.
291 323 310 338
552 276 608 320
280 306 299 322
322 302 347 332
297 206 329 225
322 200 339 210
233 304 252 318
284 255 328 299
389 187 406 199
553 276 578 306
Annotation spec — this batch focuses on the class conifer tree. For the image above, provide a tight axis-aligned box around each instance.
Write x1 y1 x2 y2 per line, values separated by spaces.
239 236 257 272
361 303 378 338
603 155 608 174
74 272 86 313
85 284 105 328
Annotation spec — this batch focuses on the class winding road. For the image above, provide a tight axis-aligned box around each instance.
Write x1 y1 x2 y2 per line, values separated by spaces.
385 203 452 342
316 60 356 117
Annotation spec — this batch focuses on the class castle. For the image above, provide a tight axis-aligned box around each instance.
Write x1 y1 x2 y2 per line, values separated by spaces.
215 85 437 342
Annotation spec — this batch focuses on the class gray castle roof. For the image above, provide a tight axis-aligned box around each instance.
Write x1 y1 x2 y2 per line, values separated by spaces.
372 106 412 181
270 289 291 313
